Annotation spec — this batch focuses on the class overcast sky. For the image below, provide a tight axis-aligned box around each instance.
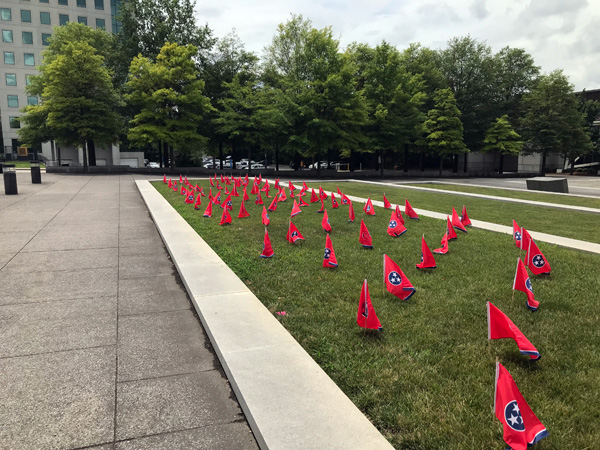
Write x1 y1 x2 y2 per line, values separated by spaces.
196 0 600 91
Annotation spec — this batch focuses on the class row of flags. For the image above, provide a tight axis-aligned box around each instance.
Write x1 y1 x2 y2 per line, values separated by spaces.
164 173 551 449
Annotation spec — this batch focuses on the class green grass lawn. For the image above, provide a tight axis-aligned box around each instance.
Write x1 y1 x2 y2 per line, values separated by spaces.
154 179 600 449
307 182 600 244
2 161 46 169
402 183 600 210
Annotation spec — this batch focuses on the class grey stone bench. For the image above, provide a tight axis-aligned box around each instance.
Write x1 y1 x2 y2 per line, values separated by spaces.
526 177 569 193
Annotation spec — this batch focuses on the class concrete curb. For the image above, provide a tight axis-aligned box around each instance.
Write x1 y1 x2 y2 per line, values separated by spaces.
135 180 394 450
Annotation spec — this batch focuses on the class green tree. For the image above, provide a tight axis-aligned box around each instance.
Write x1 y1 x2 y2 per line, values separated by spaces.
422 87 467 175
521 70 592 174
125 42 214 168
482 115 523 174
19 34 122 171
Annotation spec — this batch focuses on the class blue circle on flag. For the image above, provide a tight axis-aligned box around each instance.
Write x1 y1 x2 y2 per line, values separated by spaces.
389 220 397 228
504 400 525 432
515 231 522 241
227 201 232 207
324 248 330 259
532 255 545 268
388 271 402 286
291 231 298 237
366 205 371 212
525 278 534 293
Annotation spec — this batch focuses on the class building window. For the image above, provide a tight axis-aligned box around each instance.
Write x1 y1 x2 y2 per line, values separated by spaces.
24 53 35 66
78 16 87 25
22 31 33 44
7 95 19 108
27 96 38 105
59 14 68 26
21 10 31 23
40 0 50 3
95 0 104 10
6 73 17 86
1 8 12 21
9 117 20 129
40 12 51 25
4 52 15 64
26 75 34 86
42 33 51 45
59 0 69 5
95 18 105 29
77 0 86 7
2 30 13 43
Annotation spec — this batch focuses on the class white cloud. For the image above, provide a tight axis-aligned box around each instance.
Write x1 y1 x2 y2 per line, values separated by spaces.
195 0 600 89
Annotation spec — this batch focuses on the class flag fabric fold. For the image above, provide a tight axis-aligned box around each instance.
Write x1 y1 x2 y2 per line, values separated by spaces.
323 234 338 267
383 255 415 301
262 206 270 227
487 302 540 360
359 219 373 248
267 196 278 212
357 279 382 330
446 216 458 240
255 192 264 205
322 209 332 233
433 231 449 255
383 194 392 209
461 205 471 226
290 200 302 217
194 193 202 210
348 201 355 222
317 200 325 213
416 235 436 269
219 207 232 225
404 199 419 219
520 227 532 252
286 221 304 244
387 212 407 237
331 193 340 209
260 229 274 258
395 204 405 225
238 200 250 218
203 201 213 218
513 258 539 311
452 207 468 233
310 189 319 203
363 198 376 216
526 239 551 275
513 220 522 248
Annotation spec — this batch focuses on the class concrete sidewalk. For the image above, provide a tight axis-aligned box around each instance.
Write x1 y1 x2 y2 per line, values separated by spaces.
0 173 257 449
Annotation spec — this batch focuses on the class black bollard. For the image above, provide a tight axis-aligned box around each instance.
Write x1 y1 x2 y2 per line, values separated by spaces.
3 164 18 195
30 161 42 184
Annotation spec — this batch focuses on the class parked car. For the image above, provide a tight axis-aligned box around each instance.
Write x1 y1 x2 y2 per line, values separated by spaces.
148 162 160 168
251 162 265 169
203 160 220 169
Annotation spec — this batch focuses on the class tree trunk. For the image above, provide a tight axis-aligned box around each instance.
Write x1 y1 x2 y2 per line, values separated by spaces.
570 158 575 175
219 142 223 171
463 152 468 173
439 155 443 177
541 149 547 176
158 141 163 168
380 149 384 178
349 149 354 172
57 145 62 166
452 154 458 173
87 140 96 166
82 143 88 173
50 140 56 163
404 144 409 173
499 153 504 175
316 152 321 177
247 147 252 177
275 145 279 172
163 141 169 168
420 152 425 172
169 145 174 170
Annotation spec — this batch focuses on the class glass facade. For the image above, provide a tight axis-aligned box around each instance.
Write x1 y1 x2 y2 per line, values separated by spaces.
21 9 31 23
95 0 104 10
42 32 50 45
24 53 35 66
40 11 51 25
7 95 19 108
1 8 12 21
22 31 33 44
6 74 17 86
2 29 14 43
4 52 15 64
59 14 69 26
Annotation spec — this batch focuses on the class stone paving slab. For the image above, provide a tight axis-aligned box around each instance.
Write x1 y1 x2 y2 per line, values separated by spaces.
2 248 118 274
118 274 191 316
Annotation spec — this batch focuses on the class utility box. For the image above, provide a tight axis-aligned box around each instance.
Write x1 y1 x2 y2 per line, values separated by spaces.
3 164 18 195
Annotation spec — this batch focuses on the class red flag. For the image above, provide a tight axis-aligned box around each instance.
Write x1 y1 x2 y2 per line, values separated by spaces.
172 182 178 192
209 177 214 187
416 235 436 269
451 207 467 233
526 239 551 275
513 220 522 248
323 234 338 267
494 362 548 450
184 191 195 204
224 186 230 195
231 184 239 197
289 180 296 192
310 189 319 203
317 200 325 213
261 180 270 193
203 201 213 218
461 204 472 226
299 197 310 207
433 231 449 254
357 279 382 330
513 258 539 311
200 186 206 197
267 196 278 212
337 186 342 195
262 206 270 227
179 174 183 183
212 192 222 205
348 201 355 222
341 193 351 206
319 186 328 200
243 186 249 201
302 181 308 191
163 174 167 183
194 193 202 210
363 198 375 215
290 200 302 217
250 182 258 195
383 194 392 209
260 229 274 258
238 200 250 218
221 193 233 210
521 228 532 252
274 178 280 190
387 211 407 237
488 302 540 360
359 219 373 248
180 185 186 196
383 254 415 301
219 207 232 225
404 199 419 219
168 179 173 188
331 193 340 209
446 216 458 240
395 204 405 225
286 221 304 244
278 188 287 202
220 174 224 183
321 209 332 233
255 192 264 205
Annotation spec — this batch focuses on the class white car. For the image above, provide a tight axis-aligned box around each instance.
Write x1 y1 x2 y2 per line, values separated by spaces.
148 162 160 168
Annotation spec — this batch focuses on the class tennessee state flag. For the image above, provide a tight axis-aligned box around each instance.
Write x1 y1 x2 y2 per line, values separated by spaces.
278 188 287 202
180 185 186 196
267 196 278 212
387 211 407 237
179 174 183 184
452 207 467 233
322 209 332 233
341 193 350 206
383 194 392 209
262 206 270 227
348 201 355 222
526 239 551 275
299 197 310 207
460 204 472 226
383 254 415 301
200 186 206 197
274 178 280 190
487 302 540 360
194 193 202 210
310 189 319 203
513 258 539 311
203 201 213 218
446 216 458 240
243 186 249 201
319 186 328 200
260 229 274 258
219 207 232 225
363 198 376 215
212 191 222 205
163 175 167 183
395 204 405 225
261 180 270 194
357 279 382 330
250 182 258 195
172 182 178 192
359 219 373 248
209 176 214 187
289 180 296 192
238 200 250 218
317 200 325 213
290 200 302 217
513 220 522 248
331 193 340 209
404 199 419 219
221 193 233 210
520 228 532 252
494 363 548 450
416 235 436 269
231 184 239 197
184 191 195 204
337 186 343 195
168 179 173 188
255 192 264 205
323 234 338 267
286 221 304 244
433 231 449 255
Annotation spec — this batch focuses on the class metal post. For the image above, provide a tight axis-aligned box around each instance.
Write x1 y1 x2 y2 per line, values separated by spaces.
3 164 18 195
